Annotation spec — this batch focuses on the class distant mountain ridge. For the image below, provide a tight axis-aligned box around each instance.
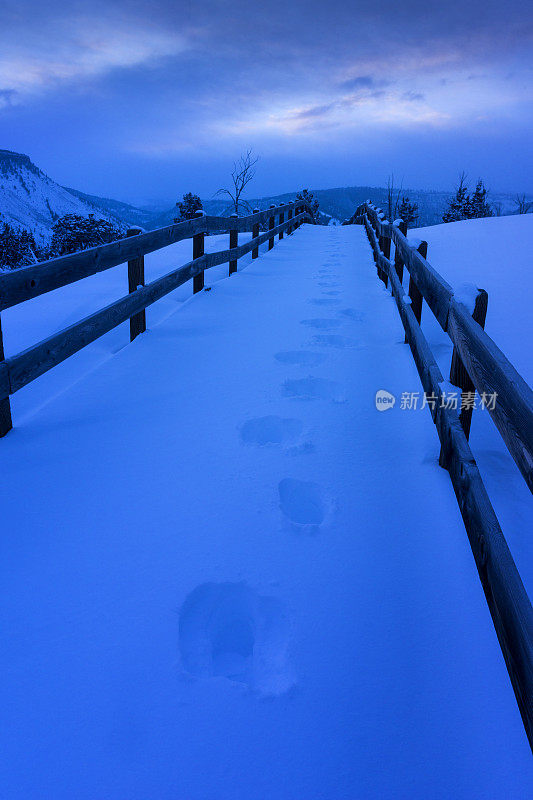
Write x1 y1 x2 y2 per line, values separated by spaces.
149 186 528 229
0 150 529 244
63 186 155 230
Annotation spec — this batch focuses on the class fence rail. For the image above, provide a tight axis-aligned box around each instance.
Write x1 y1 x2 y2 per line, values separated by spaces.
353 201 533 750
0 201 313 434
358 203 533 491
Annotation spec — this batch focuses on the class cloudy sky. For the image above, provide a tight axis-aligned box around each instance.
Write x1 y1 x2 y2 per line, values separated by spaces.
0 0 531 202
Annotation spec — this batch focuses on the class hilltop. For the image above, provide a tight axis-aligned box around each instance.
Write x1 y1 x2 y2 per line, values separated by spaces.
0 150 122 243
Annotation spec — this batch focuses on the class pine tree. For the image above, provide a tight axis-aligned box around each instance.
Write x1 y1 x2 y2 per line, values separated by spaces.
175 192 203 221
469 179 493 218
398 196 419 226
297 189 319 223
0 222 39 269
49 214 124 257
442 172 470 223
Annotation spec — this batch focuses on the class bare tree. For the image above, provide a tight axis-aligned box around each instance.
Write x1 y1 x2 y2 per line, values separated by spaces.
216 149 259 215
514 194 533 215
385 174 403 222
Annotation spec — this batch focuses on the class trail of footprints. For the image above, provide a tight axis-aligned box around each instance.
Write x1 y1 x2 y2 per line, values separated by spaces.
241 236 366 532
179 237 365 694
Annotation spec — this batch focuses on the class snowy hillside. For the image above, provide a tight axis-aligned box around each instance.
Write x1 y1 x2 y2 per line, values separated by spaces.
0 150 122 244
64 186 155 230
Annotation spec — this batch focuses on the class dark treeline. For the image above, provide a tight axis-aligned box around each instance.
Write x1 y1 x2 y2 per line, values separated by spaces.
0 213 125 270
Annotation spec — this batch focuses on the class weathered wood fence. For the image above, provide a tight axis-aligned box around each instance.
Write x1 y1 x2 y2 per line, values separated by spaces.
0 201 313 435
352 201 533 750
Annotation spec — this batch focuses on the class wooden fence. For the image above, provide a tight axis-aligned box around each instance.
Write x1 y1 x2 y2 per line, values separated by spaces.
353 201 533 750
0 201 313 435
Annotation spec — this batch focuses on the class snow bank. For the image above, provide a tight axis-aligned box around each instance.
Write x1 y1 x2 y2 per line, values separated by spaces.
410 213 533 596
412 214 533 382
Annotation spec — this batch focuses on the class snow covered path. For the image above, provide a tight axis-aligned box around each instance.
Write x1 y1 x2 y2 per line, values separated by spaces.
1 225 531 798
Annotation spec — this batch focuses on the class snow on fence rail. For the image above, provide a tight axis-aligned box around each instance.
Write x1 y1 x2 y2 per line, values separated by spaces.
353 200 533 750
0 201 313 435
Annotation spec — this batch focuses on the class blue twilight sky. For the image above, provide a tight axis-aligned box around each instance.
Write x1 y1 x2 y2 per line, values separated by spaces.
0 0 531 203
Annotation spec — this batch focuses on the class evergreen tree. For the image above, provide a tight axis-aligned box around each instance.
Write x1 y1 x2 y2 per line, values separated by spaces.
469 179 493 218
442 172 470 223
398 196 419 226
0 222 39 269
175 192 203 221
49 214 124 257
297 189 319 223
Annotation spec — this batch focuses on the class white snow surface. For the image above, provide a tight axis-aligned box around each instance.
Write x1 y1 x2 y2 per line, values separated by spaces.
410 213 533 596
1 224 532 798
453 281 482 314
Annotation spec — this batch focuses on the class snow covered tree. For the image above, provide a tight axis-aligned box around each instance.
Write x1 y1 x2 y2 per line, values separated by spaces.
0 222 40 269
297 189 319 223
442 174 493 222
398 196 419 226
468 180 493 219
442 173 470 223
175 192 203 221
49 214 124 257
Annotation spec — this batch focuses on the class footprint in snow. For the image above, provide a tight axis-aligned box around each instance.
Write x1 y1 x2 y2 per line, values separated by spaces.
282 376 346 402
300 318 342 330
275 350 327 367
278 478 326 528
179 582 294 696
310 298 341 306
240 415 303 446
340 308 366 322
311 334 353 349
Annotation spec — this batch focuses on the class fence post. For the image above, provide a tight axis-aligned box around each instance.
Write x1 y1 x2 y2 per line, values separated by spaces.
375 231 383 282
193 210 205 294
268 204 276 250
294 205 300 229
252 208 260 259
229 213 238 275
0 318 12 437
439 288 488 466
406 240 426 340
126 227 146 341
380 223 391 288
372 211 385 284
287 207 293 235
279 205 284 240
395 220 408 283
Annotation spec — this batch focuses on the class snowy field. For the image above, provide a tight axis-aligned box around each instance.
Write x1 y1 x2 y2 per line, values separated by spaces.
411 214 533 596
1 224 532 798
